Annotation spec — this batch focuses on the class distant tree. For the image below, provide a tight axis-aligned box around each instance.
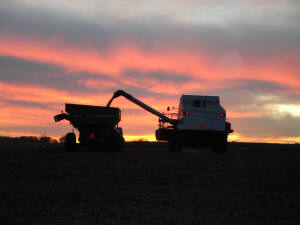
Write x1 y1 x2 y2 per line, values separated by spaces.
0 136 10 143
30 136 39 143
0 135 59 144
50 138 58 144
0 135 40 143
39 136 51 143
59 135 66 143
18 136 39 143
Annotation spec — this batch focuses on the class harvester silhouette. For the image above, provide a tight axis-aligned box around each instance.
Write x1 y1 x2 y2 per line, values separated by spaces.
54 90 232 152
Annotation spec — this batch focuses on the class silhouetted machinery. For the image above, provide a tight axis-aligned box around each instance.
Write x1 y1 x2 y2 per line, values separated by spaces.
54 104 124 151
54 89 233 152
107 90 233 153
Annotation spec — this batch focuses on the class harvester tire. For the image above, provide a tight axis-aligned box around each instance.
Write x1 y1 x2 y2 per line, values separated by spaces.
65 132 76 152
212 134 227 153
169 132 183 152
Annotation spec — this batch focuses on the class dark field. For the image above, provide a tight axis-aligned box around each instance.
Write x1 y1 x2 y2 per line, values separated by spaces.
0 142 300 225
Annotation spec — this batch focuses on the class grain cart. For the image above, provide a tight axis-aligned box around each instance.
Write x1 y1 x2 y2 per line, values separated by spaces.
107 90 233 153
54 103 124 151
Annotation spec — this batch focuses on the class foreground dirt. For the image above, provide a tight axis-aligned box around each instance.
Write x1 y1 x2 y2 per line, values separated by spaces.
0 142 299 225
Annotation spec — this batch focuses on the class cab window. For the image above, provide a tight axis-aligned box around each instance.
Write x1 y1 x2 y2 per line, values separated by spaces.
193 100 201 107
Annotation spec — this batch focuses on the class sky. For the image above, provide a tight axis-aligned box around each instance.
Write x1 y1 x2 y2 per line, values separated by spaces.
0 0 299 143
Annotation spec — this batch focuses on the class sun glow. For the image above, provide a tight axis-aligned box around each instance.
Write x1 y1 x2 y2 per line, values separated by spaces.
273 104 300 117
124 135 157 142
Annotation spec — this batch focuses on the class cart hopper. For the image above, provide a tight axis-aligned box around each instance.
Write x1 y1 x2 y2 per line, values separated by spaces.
64 103 121 129
54 103 124 151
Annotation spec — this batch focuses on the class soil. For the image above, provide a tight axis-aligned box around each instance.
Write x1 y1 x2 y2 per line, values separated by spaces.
0 142 299 225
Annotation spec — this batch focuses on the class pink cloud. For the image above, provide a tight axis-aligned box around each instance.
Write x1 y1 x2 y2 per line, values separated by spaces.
1 35 299 92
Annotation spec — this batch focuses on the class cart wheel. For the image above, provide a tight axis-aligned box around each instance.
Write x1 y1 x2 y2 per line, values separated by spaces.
109 134 125 152
65 132 76 152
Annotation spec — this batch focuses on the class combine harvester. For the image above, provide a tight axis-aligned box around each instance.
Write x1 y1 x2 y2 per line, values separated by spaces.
54 90 233 153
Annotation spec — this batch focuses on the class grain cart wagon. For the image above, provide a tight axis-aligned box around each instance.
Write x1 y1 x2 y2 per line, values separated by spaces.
54 103 124 151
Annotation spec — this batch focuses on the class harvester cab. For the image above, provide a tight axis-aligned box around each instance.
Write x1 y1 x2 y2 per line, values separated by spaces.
156 95 233 152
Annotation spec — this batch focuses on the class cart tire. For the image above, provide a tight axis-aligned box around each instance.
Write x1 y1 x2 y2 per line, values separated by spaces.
109 134 124 152
65 132 76 152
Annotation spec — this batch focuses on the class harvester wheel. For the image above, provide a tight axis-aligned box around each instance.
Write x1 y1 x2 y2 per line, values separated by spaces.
65 132 76 152
212 133 227 153
169 132 183 152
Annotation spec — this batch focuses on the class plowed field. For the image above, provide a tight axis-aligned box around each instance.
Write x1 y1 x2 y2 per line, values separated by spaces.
1 142 299 225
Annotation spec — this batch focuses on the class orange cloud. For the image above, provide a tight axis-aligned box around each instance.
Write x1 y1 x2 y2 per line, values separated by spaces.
1 35 299 93
77 79 118 89
0 106 52 126
0 36 209 77
0 81 111 105
0 129 40 138
226 110 270 119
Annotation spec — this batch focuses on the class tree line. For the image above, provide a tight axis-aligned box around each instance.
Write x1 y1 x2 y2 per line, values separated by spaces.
0 135 58 143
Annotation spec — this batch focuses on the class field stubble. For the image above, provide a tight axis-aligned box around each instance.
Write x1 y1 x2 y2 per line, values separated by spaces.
0 142 299 225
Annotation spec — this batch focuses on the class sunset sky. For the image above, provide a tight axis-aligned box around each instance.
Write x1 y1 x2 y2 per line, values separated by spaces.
0 0 299 143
